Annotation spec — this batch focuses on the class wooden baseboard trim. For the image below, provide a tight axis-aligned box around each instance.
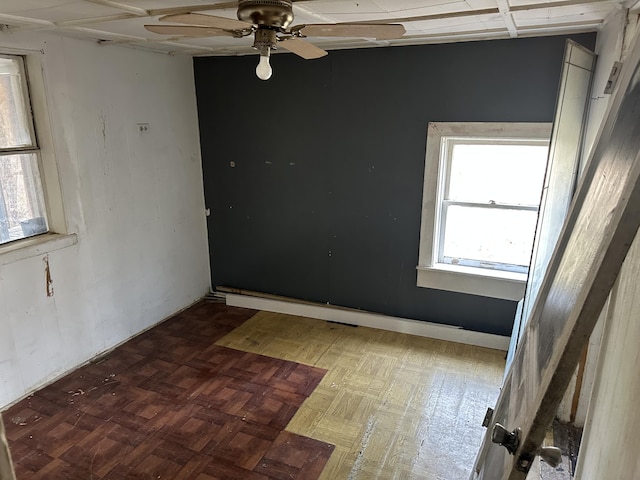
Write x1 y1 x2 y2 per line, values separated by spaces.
225 293 510 351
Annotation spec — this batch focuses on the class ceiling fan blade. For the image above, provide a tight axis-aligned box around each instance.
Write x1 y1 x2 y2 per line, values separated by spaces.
299 23 406 40
159 13 252 30
144 24 233 37
278 38 328 60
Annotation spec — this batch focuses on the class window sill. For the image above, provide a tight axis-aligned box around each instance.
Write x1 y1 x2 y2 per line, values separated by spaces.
416 264 526 301
0 233 78 267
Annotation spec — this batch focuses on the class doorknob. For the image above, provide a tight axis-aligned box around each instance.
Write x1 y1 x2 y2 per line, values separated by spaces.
491 423 520 454
538 446 562 468
491 423 564 469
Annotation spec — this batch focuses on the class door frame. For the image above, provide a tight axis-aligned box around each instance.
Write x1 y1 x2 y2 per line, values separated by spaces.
473 31 640 480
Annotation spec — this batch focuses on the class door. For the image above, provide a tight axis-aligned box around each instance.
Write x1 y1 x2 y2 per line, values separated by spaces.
0 415 16 480
505 41 596 373
472 32 640 480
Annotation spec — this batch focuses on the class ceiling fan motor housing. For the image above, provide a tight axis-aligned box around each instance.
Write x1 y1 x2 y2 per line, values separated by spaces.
253 28 278 51
237 0 294 29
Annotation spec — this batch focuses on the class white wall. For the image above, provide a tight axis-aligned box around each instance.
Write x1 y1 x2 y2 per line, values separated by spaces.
0 32 210 408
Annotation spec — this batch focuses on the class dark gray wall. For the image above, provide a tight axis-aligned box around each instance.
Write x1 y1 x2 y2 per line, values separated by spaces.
194 33 596 336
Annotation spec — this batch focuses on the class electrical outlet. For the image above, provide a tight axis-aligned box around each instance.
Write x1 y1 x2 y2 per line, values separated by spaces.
137 123 150 134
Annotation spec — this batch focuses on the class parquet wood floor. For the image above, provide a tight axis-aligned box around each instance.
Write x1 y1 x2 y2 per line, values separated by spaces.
3 302 505 480
217 311 506 480
3 302 334 479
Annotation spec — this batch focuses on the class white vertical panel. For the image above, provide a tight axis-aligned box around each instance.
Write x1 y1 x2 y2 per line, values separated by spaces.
574 233 640 480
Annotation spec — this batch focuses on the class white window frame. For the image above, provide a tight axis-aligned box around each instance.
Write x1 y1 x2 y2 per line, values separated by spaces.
0 49 76 266
416 122 552 301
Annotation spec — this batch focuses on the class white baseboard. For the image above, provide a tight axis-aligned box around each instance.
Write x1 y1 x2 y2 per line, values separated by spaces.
225 293 510 351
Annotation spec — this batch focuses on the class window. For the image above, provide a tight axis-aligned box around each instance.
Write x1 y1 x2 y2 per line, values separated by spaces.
417 122 552 300
0 54 48 244
0 51 75 266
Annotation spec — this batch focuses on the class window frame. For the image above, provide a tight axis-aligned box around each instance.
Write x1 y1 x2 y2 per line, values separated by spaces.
0 54 47 243
0 49 76 265
416 122 552 300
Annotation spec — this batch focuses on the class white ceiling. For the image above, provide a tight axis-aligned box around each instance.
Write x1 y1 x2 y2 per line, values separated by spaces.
0 0 635 56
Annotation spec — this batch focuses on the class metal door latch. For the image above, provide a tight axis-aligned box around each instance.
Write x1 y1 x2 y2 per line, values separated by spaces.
538 446 563 467
482 407 494 427
492 423 564 470
491 423 521 454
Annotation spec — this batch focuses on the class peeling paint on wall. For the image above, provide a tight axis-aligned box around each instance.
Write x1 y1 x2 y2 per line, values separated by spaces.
99 113 107 148
43 254 53 297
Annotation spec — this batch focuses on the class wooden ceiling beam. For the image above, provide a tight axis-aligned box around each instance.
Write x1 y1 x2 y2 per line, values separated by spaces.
0 13 53 27
55 13 138 27
60 25 146 39
80 0 149 16
97 33 231 47
495 0 519 37
510 0 611 12
348 0 612 25
350 8 500 24
517 18 604 30
148 3 237 16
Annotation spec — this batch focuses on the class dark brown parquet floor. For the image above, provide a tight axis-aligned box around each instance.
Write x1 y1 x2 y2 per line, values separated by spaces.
2 302 334 480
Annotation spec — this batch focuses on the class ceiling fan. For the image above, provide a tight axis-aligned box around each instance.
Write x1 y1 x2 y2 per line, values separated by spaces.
144 0 406 80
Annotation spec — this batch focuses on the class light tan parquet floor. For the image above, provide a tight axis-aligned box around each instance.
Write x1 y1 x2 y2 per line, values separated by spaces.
216 311 506 480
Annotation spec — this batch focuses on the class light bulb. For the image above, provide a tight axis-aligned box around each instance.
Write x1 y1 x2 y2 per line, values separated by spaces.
256 48 272 80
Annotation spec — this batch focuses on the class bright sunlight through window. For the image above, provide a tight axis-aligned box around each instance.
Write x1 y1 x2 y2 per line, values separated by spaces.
440 141 549 273
417 122 552 300
0 54 48 244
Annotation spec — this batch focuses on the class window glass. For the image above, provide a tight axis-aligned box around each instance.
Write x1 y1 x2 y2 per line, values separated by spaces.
0 154 48 244
0 56 35 149
447 143 548 205
440 140 548 273
0 55 48 244
442 205 539 270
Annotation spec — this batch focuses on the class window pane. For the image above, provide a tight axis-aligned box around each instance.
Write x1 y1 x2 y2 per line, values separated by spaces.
442 205 537 269
0 56 35 149
0 153 48 244
448 143 548 205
